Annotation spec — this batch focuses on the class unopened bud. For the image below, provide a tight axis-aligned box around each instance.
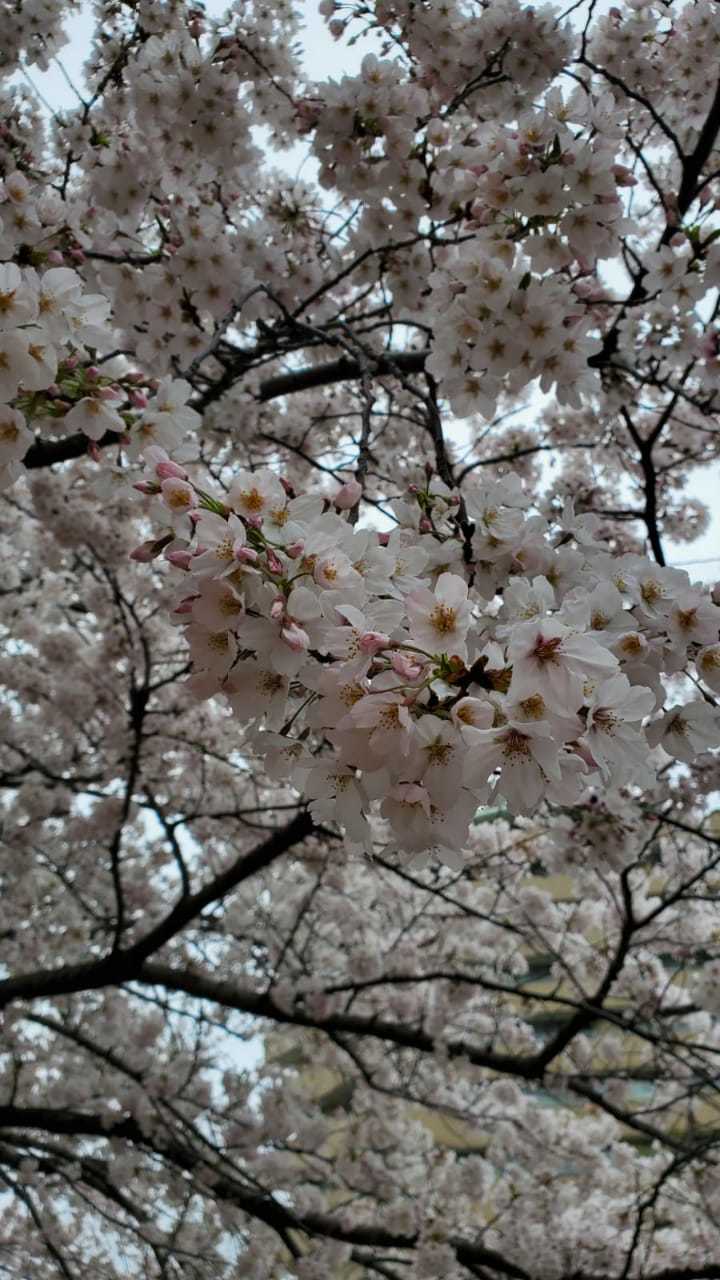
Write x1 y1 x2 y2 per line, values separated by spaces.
282 622 310 652
359 630 389 656
165 549 193 569
130 540 161 563
391 651 424 681
156 459 188 480
334 478 362 509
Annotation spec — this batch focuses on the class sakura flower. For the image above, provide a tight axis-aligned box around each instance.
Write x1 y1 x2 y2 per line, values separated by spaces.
463 717 562 814
238 613 311 677
579 674 656 787
186 623 238 677
32 266 84 340
64 396 125 440
498 575 555 631
410 715 465 808
223 660 289 729
380 783 432 852
228 467 286 520
697 645 720 694
191 579 244 631
160 477 195 516
190 511 248 578
322 602 402 664
507 618 618 713
406 572 471 659
381 783 478 864
249 731 313 785
305 663 370 730
341 673 416 762
130 378 200 458
153 376 201 430
0 331 40 400
305 762 372 849
450 697 495 734
0 405 31 465
19 326 58 390
313 548 361 591
646 702 720 764
664 591 720 650
0 263 38 328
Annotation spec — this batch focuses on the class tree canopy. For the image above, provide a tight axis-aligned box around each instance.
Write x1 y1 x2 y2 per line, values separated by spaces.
2 1 720 1276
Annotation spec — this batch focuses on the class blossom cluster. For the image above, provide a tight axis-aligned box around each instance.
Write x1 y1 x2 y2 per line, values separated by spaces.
139 458 720 862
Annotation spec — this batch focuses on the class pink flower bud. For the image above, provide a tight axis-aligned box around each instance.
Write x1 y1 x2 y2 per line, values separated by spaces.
65 355 79 370
377 532 390 546
156 459 188 480
165 549 193 569
129 390 149 408
282 622 310 652
359 630 389 656
47 249 64 264
235 543 257 563
266 550 284 575
174 597 197 614
87 441 102 463
133 481 160 495
391 651 424 681
285 540 304 559
85 366 100 381
130 540 161 563
270 598 285 622
69 247 85 262
246 514 263 530
334 479 363 509
419 516 433 533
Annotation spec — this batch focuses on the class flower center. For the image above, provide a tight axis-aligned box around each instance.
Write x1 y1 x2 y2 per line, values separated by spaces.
532 634 563 664
502 729 532 759
430 603 458 635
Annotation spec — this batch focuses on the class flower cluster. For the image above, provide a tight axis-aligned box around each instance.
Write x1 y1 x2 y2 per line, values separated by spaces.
139 459 720 862
426 243 603 417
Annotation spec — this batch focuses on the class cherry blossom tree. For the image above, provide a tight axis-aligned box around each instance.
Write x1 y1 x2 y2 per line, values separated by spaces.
2 0 720 1275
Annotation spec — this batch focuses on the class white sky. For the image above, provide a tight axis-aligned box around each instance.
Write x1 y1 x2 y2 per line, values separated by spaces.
15 0 720 581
